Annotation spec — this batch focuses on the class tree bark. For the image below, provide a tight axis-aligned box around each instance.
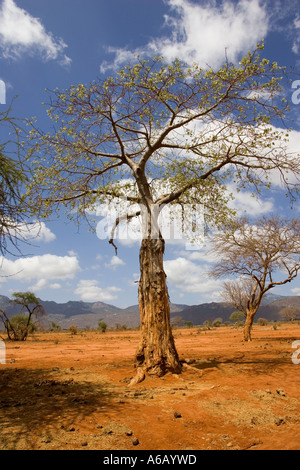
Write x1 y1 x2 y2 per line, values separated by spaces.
130 237 182 384
244 309 257 342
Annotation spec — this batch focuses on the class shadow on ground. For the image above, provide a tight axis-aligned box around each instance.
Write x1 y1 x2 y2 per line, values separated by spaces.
188 352 289 374
0 367 119 449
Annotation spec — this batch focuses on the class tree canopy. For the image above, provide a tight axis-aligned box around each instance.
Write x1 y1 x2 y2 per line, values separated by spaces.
27 44 300 235
0 105 32 255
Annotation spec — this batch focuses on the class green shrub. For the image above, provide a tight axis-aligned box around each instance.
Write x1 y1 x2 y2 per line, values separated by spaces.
257 318 269 326
230 311 245 327
98 321 107 333
68 325 78 335
50 321 61 332
183 321 193 328
212 318 223 328
7 314 37 341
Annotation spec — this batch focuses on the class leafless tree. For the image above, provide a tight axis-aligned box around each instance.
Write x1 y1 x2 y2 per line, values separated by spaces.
279 306 300 322
210 216 300 341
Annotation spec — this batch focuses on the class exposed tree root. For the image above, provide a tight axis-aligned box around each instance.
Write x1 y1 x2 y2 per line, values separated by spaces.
128 360 204 386
129 369 146 386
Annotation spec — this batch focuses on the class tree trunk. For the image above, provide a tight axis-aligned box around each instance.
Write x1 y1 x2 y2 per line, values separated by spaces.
244 309 257 341
130 237 182 384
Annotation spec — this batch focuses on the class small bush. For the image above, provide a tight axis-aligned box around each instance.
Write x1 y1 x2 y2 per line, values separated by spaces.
50 321 61 332
257 318 269 326
6 314 37 341
203 320 212 330
230 311 245 328
98 321 107 333
68 325 78 335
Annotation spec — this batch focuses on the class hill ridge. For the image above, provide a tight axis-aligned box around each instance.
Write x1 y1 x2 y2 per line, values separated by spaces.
0 293 299 329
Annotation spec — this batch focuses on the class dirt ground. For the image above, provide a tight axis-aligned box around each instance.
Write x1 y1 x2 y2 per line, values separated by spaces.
1 323 300 451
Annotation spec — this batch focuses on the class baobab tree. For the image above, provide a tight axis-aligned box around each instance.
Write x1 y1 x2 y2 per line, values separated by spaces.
26 44 300 383
210 216 300 341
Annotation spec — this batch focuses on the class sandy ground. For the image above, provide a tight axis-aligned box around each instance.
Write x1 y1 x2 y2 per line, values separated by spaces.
0 323 300 451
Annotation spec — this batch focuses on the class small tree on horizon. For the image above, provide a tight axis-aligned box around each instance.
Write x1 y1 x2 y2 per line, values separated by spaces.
0 292 45 341
230 311 245 328
279 306 300 322
210 216 300 341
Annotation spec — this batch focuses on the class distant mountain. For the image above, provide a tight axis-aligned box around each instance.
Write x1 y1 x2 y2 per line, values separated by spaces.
0 293 299 330
260 293 287 305
177 296 300 326
176 302 235 325
258 296 300 321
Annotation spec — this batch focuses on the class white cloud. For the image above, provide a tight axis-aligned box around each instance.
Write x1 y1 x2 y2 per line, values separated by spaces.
67 250 77 257
291 287 300 296
28 279 62 292
164 256 223 299
0 254 80 284
101 0 268 71
28 278 47 291
17 221 56 243
105 255 125 270
155 0 268 67
258 128 300 189
292 16 300 54
226 184 275 216
3 220 56 244
74 279 122 302
180 244 219 264
0 0 71 64
49 283 61 289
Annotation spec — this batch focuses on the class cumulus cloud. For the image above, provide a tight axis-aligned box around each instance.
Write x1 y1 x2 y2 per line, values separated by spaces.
10 221 56 244
28 279 62 292
105 255 125 270
101 0 268 72
74 279 122 302
0 253 80 285
0 0 71 65
226 184 275 217
164 256 223 299
292 16 300 54
152 0 268 67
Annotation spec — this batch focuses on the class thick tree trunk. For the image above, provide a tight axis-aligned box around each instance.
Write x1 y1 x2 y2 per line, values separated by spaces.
130 237 182 384
244 309 257 342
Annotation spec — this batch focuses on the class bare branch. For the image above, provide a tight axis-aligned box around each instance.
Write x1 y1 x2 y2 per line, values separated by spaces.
109 210 141 255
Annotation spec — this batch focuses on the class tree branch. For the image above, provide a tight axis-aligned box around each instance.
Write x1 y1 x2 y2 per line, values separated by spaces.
109 210 141 255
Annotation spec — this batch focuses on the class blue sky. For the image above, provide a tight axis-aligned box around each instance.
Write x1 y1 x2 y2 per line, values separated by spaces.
0 0 299 308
